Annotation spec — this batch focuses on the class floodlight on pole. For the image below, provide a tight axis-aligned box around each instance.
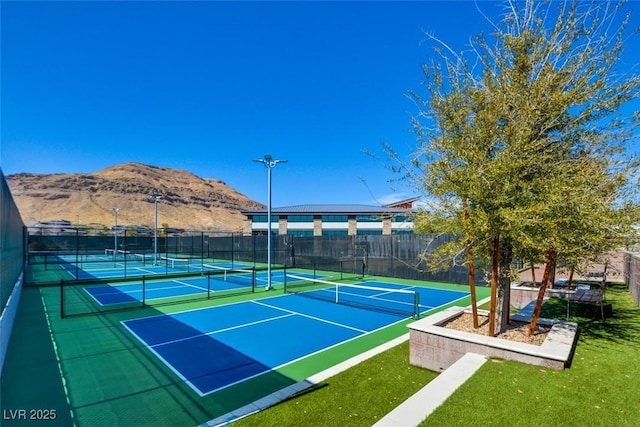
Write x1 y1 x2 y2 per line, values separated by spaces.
111 207 120 257
149 194 163 265
253 154 287 291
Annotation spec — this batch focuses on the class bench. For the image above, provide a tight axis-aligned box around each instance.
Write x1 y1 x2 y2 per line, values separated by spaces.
570 289 602 304
568 288 606 320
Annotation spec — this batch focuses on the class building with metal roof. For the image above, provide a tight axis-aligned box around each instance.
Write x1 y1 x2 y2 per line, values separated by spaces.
241 197 418 236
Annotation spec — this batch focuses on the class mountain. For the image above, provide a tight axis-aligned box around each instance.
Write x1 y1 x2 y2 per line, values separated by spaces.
6 162 264 231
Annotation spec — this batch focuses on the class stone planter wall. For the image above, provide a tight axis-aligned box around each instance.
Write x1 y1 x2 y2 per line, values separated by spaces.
409 307 577 372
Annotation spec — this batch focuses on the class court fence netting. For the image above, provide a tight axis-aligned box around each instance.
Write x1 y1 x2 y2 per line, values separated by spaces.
60 265 262 317
25 229 483 286
0 170 27 374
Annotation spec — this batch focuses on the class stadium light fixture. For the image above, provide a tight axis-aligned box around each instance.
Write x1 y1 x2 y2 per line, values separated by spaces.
111 207 121 257
149 194 163 265
253 154 287 290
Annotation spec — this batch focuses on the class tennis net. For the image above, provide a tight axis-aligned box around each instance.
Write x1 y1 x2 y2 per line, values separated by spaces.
105 249 131 258
205 265 257 288
132 253 154 264
284 274 420 318
161 256 192 269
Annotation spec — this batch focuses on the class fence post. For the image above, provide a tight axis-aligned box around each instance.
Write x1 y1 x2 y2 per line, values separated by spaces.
252 267 256 293
75 227 79 280
283 265 288 293
123 229 128 277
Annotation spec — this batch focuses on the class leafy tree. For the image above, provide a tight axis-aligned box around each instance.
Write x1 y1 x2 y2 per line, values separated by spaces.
392 0 639 335
87 224 108 236
126 225 138 236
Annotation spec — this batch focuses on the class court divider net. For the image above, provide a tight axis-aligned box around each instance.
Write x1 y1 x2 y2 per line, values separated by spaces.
283 273 420 319
60 266 260 318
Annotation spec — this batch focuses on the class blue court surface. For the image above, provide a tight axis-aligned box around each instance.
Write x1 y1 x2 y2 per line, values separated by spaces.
121 283 469 396
83 271 316 306
59 257 253 281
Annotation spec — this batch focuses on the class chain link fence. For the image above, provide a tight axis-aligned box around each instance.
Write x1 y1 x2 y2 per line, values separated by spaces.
27 228 482 286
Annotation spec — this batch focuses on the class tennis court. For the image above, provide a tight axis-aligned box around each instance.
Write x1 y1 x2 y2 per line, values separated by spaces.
10 234 481 426
52 253 254 281
84 270 319 306
3 268 485 427
2 173 492 426
122 278 469 397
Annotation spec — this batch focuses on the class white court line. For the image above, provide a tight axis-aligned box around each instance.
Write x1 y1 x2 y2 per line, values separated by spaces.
300 286 417 313
151 313 296 349
121 292 420 398
86 281 204 306
132 267 158 274
146 284 202 293
172 279 208 291
339 288 417 309
251 299 369 334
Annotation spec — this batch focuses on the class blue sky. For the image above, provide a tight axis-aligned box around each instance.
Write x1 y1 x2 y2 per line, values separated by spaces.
2 1 639 207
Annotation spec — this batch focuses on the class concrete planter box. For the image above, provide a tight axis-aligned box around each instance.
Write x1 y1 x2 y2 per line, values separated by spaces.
409 307 577 372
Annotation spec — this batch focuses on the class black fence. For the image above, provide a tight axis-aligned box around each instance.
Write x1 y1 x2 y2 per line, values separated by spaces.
290 234 480 284
27 229 483 286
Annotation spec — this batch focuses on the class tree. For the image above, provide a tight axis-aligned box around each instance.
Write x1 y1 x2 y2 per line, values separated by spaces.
126 225 138 236
397 0 639 335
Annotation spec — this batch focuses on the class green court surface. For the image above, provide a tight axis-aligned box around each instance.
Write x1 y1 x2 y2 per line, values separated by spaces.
1 267 489 427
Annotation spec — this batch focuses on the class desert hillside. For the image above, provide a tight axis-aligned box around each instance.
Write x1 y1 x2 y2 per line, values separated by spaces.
6 162 264 231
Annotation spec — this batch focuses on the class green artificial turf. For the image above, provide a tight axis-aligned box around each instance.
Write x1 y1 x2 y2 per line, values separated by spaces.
423 283 640 426
234 340 438 427
234 283 640 427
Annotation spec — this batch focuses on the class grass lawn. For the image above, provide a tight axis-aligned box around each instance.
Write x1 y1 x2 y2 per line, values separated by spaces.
234 340 438 427
235 283 640 426
425 283 640 426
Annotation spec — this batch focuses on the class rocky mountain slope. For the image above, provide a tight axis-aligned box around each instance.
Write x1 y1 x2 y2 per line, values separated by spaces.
6 162 264 231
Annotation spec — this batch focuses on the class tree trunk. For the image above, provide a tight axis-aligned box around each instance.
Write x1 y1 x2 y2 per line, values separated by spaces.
530 262 536 286
528 249 557 336
497 239 513 332
463 199 479 329
567 265 575 290
488 237 500 336
466 245 479 329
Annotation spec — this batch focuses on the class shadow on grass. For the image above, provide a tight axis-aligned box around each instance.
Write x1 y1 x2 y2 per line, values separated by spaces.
542 283 640 347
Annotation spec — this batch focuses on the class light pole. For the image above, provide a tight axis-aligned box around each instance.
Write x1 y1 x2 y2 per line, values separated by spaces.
150 194 163 265
111 207 120 257
253 154 287 290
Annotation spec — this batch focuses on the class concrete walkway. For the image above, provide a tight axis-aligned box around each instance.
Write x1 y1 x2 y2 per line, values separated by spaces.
374 296 542 426
372 352 487 427
511 298 546 322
